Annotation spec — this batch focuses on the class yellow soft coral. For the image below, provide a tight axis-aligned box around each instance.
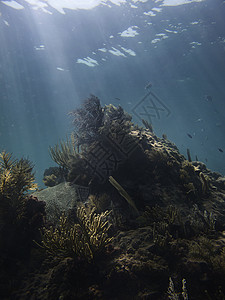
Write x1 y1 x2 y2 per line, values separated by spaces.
37 206 112 262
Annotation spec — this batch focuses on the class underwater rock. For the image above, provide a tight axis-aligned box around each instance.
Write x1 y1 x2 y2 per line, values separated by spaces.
32 182 78 224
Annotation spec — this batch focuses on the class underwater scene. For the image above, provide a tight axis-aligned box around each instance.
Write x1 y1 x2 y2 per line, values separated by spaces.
1 0 225 299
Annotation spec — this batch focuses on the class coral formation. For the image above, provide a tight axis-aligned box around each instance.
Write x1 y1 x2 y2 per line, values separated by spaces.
43 166 67 187
0 151 38 200
167 277 188 300
69 95 104 146
3 97 225 299
0 151 39 229
37 206 112 262
49 135 81 170
0 152 45 298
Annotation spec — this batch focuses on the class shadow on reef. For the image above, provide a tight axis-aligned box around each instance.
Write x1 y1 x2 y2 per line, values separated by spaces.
2 95 225 299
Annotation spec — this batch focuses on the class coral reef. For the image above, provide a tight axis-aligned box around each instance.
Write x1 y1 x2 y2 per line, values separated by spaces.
3 97 225 299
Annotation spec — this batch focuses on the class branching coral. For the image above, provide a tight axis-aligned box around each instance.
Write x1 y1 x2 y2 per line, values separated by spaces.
0 151 38 223
189 236 216 265
49 97 138 185
0 151 36 222
167 277 188 300
43 166 67 187
0 151 45 260
38 206 112 261
69 95 104 146
101 103 133 134
188 205 216 234
38 213 92 260
49 135 91 185
43 174 58 187
49 135 81 170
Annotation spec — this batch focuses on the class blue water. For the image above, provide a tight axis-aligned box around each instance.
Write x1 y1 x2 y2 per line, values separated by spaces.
0 0 225 187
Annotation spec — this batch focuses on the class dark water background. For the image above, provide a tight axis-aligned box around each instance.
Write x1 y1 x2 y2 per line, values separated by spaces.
0 0 225 187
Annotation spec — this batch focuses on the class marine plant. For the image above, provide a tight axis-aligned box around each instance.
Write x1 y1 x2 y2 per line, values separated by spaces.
69 95 104 146
88 193 111 213
0 151 38 223
0 151 45 260
43 166 68 187
100 103 133 134
138 205 182 228
188 205 216 235
167 277 188 300
43 174 58 187
49 134 81 170
137 205 165 226
0 151 37 196
188 236 216 264
49 96 140 185
38 206 112 261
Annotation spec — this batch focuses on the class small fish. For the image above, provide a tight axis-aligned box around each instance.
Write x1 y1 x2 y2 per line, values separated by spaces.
195 118 203 122
187 133 192 138
218 148 224 153
145 82 152 89
205 95 213 102
115 97 121 101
